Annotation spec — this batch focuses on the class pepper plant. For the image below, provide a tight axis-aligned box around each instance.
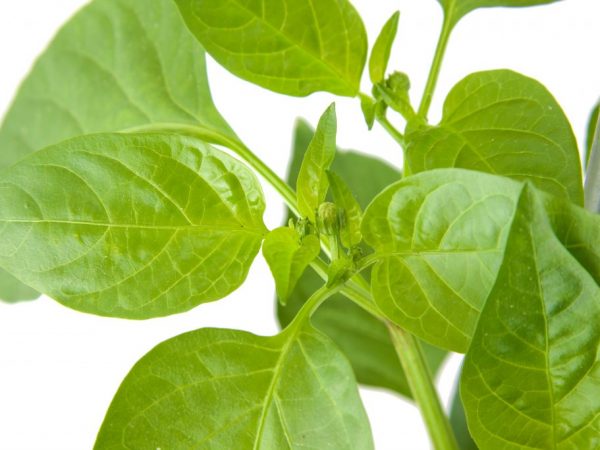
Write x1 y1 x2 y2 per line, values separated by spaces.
1 0 599 448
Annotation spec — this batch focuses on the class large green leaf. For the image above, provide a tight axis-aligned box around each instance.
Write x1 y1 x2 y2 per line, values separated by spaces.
278 120 447 396
0 0 235 302
0 271 38 304
174 0 368 97
296 104 337 221
95 325 374 449
362 169 522 352
406 70 583 205
437 0 561 27
461 184 600 449
0 133 266 319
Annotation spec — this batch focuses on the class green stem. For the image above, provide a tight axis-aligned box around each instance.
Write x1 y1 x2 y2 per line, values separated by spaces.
418 14 453 119
388 324 459 450
375 114 405 148
294 283 344 325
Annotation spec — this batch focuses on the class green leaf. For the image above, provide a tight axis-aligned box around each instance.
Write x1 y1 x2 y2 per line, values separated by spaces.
262 227 320 304
0 0 235 302
279 120 448 397
359 94 377 130
363 169 522 352
95 325 374 449
586 106 600 213
461 184 600 449
449 376 478 450
296 104 337 221
0 271 38 304
373 71 415 121
327 171 363 248
369 11 400 84
0 133 266 319
174 0 368 97
437 0 561 27
406 70 583 205
585 102 599 168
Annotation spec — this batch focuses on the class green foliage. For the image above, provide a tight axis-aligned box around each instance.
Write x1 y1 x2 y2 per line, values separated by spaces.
263 227 320 304
278 120 447 397
0 133 266 319
437 0 562 27
174 0 368 97
296 105 338 221
586 102 600 168
406 70 583 204
2 0 597 447
462 185 600 449
95 324 373 449
0 0 234 302
369 11 400 84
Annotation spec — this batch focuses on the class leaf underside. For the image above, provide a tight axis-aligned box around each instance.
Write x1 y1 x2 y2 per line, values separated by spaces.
0 0 235 302
174 0 368 97
95 326 374 449
0 133 265 319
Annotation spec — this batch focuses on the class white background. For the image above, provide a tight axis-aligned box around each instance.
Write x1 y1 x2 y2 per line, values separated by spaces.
0 1 599 449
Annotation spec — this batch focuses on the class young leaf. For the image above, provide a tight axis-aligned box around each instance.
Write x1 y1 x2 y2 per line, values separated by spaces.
262 227 320 304
461 184 600 449
296 105 337 221
585 102 599 168
437 0 561 27
0 0 236 302
174 0 368 97
373 72 414 121
369 11 400 84
280 120 448 397
406 70 584 205
359 94 377 130
327 171 363 248
95 326 374 449
0 133 266 319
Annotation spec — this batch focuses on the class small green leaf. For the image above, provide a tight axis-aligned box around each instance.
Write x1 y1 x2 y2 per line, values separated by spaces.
327 171 363 248
296 104 337 221
174 0 368 97
461 184 600 449
406 70 583 205
369 11 400 84
437 0 561 27
262 227 320 304
373 71 415 121
585 102 599 168
280 119 447 397
359 94 377 130
0 0 236 302
0 133 266 319
95 325 374 449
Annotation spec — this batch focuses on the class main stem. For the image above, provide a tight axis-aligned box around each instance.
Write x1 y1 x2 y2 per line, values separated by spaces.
418 14 453 119
388 324 459 450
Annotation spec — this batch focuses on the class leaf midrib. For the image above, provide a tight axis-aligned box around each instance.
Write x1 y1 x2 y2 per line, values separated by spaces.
0 218 263 234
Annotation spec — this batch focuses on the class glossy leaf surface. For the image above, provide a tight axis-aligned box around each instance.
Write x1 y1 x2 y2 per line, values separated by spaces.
0 0 234 301
461 185 600 449
279 120 447 396
0 133 266 319
296 105 337 221
174 0 368 97
406 70 583 205
262 227 320 304
95 325 374 449
363 169 522 352
369 11 400 84
437 0 561 26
